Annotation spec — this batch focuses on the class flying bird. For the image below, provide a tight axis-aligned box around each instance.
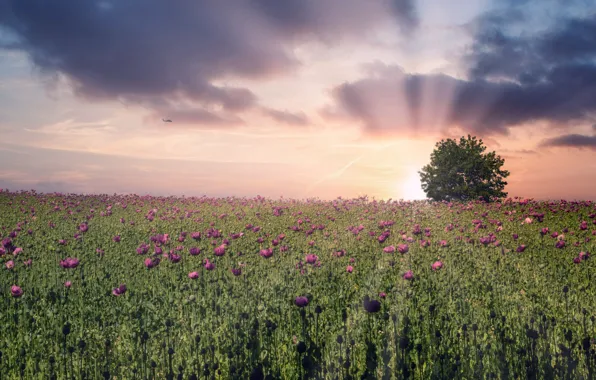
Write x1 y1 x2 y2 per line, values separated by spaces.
162 118 172 123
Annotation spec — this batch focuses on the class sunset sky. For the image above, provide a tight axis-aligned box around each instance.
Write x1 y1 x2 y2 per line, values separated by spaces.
1 0 596 201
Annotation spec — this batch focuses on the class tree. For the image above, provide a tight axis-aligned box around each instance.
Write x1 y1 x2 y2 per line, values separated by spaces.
418 135 510 202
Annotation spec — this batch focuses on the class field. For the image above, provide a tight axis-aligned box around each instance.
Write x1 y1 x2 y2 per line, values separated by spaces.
1 190 596 379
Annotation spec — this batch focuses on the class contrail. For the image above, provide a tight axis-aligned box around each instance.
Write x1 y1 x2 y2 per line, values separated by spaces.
303 142 398 197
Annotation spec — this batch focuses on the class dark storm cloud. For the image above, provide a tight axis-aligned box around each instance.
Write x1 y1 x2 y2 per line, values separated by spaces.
324 4 596 137
261 107 310 126
0 0 419 126
390 0 420 33
249 0 419 38
540 134 596 149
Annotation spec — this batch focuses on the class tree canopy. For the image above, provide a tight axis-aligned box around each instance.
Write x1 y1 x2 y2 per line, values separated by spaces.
418 135 510 202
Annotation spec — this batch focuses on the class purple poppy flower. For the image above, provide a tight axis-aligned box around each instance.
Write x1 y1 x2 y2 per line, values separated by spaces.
231 268 242 276
295 296 309 307
346 265 354 273
383 245 396 253
403 270 413 280
431 261 443 271
144 257 160 269
204 259 215 271
136 244 149 255
363 296 381 313
516 245 527 252
112 284 127 296
398 244 409 254
11 285 23 298
60 257 80 269
189 247 201 256
214 244 226 256
113 235 121 243
260 248 273 258
188 271 199 279
305 254 318 264
64 281 72 288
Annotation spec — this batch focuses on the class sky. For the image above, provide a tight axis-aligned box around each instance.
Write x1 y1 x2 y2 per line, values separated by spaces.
1 0 596 201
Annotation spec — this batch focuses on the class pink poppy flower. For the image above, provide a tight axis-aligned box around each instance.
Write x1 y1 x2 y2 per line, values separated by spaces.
431 261 443 271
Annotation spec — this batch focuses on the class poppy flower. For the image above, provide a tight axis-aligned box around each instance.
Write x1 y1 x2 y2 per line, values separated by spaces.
231 268 242 276
260 248 273 258
112 284 127 296
188 271 199 279
11 285 23 298
64 281 72 288
214 244 226 256
305 254 318 264
204 260 215 271
346 265 354 273
60 258 80 269
398 244 409 253
403 270 414 280
295 296 309 307
431 261 443 271
363 296 381 313
144 257 160 269
383 246 395 253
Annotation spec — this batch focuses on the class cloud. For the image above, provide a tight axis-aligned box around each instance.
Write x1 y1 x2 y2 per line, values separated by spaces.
540 134 596 149
148 108 245 127
322 4 596 138
261 107 310 126
0 0 419 127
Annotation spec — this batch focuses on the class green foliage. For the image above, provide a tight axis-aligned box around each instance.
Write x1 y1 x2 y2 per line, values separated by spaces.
419 135 510 202
1 192 595 379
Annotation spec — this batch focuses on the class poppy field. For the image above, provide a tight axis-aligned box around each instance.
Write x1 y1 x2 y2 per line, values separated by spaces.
1 190 596 379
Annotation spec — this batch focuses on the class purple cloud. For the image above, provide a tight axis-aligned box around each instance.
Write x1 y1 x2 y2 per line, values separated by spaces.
322 2 596 138
0 0 419 127
261 107 309 126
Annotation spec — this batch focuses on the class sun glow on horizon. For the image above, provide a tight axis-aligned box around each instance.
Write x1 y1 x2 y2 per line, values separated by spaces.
400 167 427 200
